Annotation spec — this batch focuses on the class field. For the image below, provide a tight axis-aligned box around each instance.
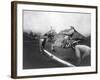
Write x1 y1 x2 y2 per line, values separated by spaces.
23 32 91 69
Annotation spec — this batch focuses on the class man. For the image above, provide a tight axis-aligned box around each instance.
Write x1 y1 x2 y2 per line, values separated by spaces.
62 26 90 64
41 37 47 49
62 26 75 48
40 34 48 52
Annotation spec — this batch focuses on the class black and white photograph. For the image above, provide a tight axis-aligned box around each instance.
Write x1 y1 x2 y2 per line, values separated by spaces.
23 10 91 69
11 1 97 78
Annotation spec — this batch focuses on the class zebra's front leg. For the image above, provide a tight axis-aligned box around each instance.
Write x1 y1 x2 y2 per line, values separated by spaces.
51 44 55 52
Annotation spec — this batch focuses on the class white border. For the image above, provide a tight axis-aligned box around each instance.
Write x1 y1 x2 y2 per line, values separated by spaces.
17 3 96 76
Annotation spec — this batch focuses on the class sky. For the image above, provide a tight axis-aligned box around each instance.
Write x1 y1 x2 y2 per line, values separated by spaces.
23 10 91 37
